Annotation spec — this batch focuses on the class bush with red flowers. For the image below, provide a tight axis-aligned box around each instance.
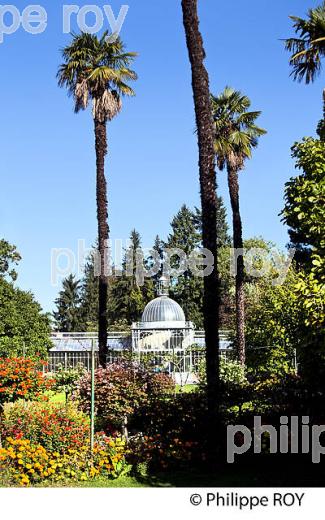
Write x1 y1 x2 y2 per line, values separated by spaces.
0 357 53 407
0 401 90 452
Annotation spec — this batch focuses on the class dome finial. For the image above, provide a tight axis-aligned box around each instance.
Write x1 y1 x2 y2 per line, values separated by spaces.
157 275 169 296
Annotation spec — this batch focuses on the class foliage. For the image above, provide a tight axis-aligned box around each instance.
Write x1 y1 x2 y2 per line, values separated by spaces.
245 271 299 347
166 203 230 328
0 239 21 282
194 200 231 248
282 138 325 261
52 363 86 400
198 356 247 386
284 1 325 84
211 86 266 170
53 274 82 332
0 436 129 487
246 345 295 381
135 390 208 443
280 137 324 382
58 32 137 123
0 358 53 407
247 374 306 417
244 266 324 387
79 247 99 331
75 362 164 430
108 230 154 326
146 372 175 398
147 235 165 282
0 278 51 358
0 401 89 452
129 434 201 471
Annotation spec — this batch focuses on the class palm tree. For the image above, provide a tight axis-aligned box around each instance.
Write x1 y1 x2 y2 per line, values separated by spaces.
284 2 325 84
57 33 137 366
181 0 221 459
211 87 266 365
284 2 325 138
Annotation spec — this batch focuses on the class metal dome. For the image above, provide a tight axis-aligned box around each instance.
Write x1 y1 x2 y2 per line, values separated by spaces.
141 296 186 324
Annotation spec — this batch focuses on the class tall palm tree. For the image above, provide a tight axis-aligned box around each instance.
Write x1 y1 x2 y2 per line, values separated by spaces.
211 87 266 365
57 33 137 366
284 2 325 138
181 0 221 459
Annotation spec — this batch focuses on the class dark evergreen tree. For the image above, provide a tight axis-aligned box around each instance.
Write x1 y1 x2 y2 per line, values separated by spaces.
165 205 203 326
165 202 230 328
53 275 82 332
148 235 165 282
194 196 231 247
108 230 154 325
79 249 99 331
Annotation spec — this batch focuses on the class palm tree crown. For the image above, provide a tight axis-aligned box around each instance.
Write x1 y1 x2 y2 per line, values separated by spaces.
284 1 325 84
57 32 137 122
211 87 266 171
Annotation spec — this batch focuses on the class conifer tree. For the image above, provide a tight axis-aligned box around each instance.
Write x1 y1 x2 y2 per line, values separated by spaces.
53 274 82 332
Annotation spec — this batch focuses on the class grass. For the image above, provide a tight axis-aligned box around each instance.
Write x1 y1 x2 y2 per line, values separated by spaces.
25 456 325 487
2 454 325 488
175 384 197 393
48 392 66 403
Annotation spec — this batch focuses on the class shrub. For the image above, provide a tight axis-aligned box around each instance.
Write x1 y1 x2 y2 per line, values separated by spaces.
198 356 247 387
75 362 174 431
146 372 175 398
246 345 295 382
0 436 129 487
0 358 53 407
0 401 90 452
129 433 201 471
135 390 208 442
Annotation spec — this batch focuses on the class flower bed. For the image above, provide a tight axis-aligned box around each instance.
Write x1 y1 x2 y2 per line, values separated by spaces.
1 401 90 452
0 436 129 487
0 357 53 406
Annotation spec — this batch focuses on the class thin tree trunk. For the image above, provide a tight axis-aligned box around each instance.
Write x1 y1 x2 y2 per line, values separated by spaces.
227 162 245 365
181 0 221 462
94 119 109 367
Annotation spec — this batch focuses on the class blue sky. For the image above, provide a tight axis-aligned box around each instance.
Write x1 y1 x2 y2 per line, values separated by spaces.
0 0 322 312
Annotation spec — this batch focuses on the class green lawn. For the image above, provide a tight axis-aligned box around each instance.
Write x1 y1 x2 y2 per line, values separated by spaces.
175 384 197 393
28 458 325 487
48 392 66 403
3 456 325 488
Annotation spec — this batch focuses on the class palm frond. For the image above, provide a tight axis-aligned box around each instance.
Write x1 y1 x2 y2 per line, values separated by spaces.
211 86 266 169
57 32 137 121
284 1 325 83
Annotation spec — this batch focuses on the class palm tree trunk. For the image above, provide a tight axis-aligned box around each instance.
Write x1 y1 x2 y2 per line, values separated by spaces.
94 119 109 367
181 0 221 461
227 162 245 365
